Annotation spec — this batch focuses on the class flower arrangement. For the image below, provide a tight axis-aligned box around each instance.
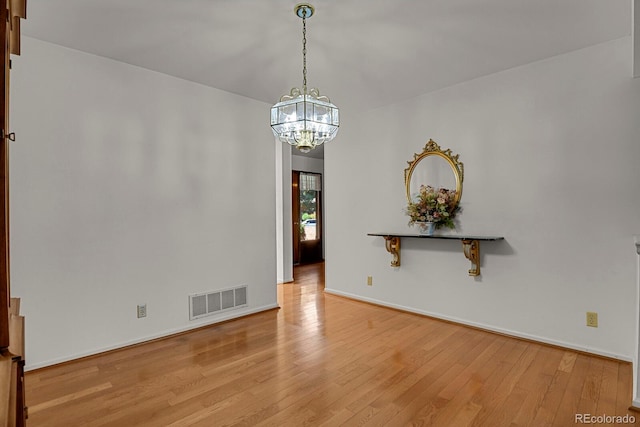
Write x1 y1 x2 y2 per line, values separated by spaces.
406 185 459 229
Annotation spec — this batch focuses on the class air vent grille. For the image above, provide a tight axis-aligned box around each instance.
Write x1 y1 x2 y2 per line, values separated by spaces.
189 285 248 320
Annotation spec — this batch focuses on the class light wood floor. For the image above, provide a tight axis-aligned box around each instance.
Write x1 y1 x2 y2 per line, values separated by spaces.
26 263 637 426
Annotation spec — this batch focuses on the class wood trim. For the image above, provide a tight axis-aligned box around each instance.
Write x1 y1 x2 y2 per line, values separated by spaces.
1 0 26 423
8 297 17 315
0 353 12 426
8 0 25 55
7 359 16 426
9 0 26 19
9 16 18 55
0 0 10 351
292 170 300 264
8 315 23 358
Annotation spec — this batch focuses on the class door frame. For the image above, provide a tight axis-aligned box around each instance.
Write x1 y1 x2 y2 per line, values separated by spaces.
292 170 323 265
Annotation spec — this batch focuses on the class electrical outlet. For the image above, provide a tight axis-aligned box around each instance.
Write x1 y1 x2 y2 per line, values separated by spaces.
586 311 598 327
367 276 373 286
137 304 147 318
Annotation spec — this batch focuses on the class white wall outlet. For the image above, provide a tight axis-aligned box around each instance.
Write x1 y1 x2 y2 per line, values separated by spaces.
367 276 373 286
137 304 147 318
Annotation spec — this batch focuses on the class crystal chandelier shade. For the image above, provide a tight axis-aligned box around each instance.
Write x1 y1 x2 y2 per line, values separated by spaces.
270 4 339 153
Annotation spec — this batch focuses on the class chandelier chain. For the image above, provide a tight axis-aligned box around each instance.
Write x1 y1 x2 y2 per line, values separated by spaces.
302 14 307 93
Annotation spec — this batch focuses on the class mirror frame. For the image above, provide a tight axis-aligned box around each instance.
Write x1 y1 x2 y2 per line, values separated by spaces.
404 139 464 209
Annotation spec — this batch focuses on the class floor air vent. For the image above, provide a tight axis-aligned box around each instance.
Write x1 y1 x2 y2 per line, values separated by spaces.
189 285 248 320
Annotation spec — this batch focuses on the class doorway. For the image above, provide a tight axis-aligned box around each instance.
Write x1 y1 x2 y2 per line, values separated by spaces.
292 171 323 265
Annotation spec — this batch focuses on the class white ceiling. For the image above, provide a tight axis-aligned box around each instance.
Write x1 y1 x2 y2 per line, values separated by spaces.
22 0 632 121
22 0 632 112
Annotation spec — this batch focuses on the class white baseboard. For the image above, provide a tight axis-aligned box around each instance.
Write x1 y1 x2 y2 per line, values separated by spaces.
324 288 632 363
25 303 280 371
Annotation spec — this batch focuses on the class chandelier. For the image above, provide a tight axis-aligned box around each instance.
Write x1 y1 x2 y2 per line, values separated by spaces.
270 3 339 153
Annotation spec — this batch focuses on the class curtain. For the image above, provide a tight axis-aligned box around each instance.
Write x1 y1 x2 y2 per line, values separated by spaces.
300 173 321 192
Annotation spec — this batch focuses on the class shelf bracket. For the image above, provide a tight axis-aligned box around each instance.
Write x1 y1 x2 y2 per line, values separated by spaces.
462 239 480 276
383 236 401 267
369 233 502 276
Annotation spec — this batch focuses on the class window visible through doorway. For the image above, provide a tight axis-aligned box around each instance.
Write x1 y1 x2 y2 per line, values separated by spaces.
293 171 323 265
299 173 321 242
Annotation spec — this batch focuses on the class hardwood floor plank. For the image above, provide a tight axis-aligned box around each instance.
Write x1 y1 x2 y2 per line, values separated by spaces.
24 262 637 426
509 346 564 425
558 351 578 373
552 354 595 426
449 401 483 427
575 357 605 416
466 340 529 426
429 338 513 425
28 382 112 414
617 362 635 415
595 360 619 418
469 342 538 425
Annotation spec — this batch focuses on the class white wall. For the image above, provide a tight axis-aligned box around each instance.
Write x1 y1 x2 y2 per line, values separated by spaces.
10 38 278 369
326 36 640 361
634 0 640 77
292 155 324 175
635 238 640 405
276 143 293 283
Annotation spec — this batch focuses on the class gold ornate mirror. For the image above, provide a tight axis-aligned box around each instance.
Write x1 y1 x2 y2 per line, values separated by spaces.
404 139 464 209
